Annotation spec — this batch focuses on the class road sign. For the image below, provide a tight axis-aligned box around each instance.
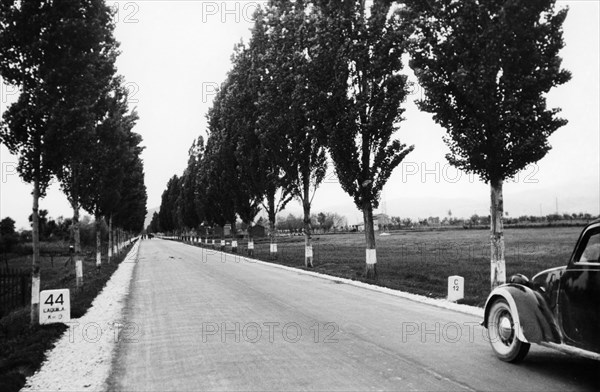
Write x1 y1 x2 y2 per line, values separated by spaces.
39 289 70 325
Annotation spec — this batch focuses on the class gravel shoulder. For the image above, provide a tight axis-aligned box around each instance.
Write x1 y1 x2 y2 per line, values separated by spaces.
22 240 141 392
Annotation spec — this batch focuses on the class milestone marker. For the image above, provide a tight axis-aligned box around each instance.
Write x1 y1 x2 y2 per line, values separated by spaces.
39 289 70 325
448 275 464 302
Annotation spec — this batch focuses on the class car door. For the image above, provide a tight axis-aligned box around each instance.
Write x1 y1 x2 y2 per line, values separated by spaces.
558 223 600 352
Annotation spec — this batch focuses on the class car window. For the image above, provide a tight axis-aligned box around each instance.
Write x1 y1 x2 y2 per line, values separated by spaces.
578 230 600 263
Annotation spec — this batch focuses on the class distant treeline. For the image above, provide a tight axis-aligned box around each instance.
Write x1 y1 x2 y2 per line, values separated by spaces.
0 213 110 254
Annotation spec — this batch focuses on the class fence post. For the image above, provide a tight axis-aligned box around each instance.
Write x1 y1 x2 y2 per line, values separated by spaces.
20 272 27 307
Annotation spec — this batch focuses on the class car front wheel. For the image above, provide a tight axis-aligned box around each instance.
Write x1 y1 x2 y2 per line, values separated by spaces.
487 299 530 362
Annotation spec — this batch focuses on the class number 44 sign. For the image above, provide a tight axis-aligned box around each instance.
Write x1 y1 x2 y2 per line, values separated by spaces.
39 289 70 325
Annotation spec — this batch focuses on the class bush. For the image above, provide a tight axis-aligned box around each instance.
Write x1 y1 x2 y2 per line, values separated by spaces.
0 233 19 253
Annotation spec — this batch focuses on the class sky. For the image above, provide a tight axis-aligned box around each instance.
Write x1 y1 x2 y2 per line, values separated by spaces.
1 0 599 230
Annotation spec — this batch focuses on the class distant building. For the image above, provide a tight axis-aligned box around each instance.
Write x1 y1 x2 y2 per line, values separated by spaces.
374 214 391 231
427 217 441 227
353 214 391 232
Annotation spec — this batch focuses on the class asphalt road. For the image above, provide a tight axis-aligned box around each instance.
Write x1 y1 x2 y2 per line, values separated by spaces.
107 239 600 391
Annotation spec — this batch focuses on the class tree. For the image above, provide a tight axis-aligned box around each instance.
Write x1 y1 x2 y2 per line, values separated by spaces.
320 0 414 278
113 138 147 234
276 214 305 232
0 216 18 252
315 212 346 232
1 0 120 324
246 9 294 255
257 0 330 267
47 0 119 256
1 1 64 325
201 95 238 238
159 175 181 233
148 212 161 234
402 0 571 287
78 80 140 267
180 137 204 231
221 43 266 250
28 209 52 240
0 217 15 236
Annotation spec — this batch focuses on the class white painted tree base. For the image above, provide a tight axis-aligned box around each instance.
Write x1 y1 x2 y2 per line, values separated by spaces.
366 249 377 265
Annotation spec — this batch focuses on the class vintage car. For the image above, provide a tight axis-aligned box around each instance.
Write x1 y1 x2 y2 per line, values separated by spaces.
483 219 600 362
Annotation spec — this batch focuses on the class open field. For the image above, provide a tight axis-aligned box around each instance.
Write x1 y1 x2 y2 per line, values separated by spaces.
195 226 584 307
0 242 135 392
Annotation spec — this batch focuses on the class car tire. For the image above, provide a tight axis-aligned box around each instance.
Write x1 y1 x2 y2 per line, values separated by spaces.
487 299 530 363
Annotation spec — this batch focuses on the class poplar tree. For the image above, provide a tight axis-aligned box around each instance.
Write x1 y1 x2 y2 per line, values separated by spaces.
320 0 414 278
402 0 571 287
0 0 118 324
257 0 329 267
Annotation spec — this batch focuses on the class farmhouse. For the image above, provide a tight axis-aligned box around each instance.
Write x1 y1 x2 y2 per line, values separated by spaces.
354 213 391 232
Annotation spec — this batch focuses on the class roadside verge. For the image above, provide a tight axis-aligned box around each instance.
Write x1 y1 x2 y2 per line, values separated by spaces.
21 240 141 392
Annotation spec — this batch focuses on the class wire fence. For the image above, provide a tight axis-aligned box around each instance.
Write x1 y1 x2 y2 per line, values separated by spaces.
0 268 31 318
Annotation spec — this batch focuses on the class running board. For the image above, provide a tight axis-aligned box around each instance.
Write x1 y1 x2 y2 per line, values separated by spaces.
539 342 600 361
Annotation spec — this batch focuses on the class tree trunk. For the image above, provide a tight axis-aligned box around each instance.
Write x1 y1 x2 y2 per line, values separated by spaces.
70 199 83 287
30 178 41 326
303 196 313 268
230 223 237 252
269 219 277 260
108 215 113 263
490 178 506 288
70 199 81 254
267 192 277 259
95 215 102 269
111 227 116 256
247 223 254 257
362 199 377 279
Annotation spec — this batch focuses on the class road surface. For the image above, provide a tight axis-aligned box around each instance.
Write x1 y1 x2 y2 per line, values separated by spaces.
107 239 599 391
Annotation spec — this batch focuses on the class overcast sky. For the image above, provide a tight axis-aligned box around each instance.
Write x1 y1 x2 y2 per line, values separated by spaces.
1 0 599 230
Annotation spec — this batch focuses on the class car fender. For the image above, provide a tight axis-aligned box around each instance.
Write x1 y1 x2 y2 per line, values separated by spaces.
483 284 562 344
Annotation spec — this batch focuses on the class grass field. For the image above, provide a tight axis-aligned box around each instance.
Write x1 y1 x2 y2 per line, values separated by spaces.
0 241 134 392
198 226 583 307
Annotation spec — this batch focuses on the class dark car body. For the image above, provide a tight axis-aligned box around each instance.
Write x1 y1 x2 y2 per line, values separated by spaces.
483 219 600 362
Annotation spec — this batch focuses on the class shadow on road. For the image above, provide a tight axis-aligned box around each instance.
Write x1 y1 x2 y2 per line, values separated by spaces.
520 351 600 390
